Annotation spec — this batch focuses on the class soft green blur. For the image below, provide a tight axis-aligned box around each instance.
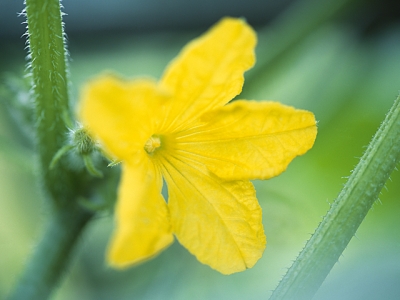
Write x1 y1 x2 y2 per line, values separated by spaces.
1 8 400 300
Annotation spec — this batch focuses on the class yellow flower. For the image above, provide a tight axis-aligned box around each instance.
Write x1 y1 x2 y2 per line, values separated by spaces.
79 17 317 274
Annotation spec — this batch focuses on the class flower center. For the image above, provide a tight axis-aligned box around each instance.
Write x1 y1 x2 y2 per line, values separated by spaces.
144 135 161 154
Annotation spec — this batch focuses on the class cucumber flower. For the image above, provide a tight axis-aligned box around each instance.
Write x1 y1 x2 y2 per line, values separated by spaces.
79 17 317 274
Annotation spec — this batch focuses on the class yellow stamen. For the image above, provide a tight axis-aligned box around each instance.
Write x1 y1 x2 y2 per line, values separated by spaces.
144 135 161 154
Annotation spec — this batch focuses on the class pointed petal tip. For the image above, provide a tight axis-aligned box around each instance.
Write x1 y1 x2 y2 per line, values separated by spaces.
158 16 257 129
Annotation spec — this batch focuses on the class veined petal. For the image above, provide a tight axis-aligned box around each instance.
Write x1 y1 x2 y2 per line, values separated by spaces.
160 155 266 274
79 75 168 162
159 17 256 132
175 100 317 180
107 158 174 268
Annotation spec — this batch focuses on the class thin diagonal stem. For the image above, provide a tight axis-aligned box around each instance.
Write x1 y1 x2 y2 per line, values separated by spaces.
269 94 400 299
242 0 360 97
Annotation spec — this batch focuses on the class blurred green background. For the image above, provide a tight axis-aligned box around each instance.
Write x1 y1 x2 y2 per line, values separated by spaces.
1 0 400 299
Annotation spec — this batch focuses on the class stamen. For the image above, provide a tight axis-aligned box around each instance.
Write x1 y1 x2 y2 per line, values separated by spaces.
144 135 161 154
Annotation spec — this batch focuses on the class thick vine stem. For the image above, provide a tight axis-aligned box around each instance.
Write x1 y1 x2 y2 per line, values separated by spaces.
8 205 93 300
269 94 400 300
25 0 78 206
7 1 97 299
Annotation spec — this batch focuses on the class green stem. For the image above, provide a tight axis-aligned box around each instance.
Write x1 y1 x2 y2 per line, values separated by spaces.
8 1 97 299
25 0 75 206
8 205 93 300
269 94 400 300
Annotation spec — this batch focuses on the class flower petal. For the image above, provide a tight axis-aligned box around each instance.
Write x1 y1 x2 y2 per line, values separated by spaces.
107 158 174 268
175 100 317 180
160 155 266 274
79 75 168 161
159 17 256 132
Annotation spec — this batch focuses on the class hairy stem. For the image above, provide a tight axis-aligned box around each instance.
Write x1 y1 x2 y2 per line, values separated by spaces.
269 94 400 300
25 0 76 206
8 1 96 299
